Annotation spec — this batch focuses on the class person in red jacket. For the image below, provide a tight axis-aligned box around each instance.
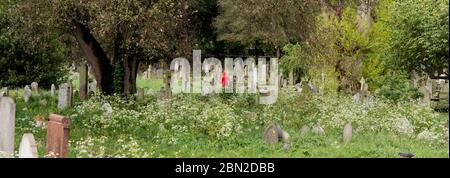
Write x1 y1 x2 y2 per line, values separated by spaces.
220 71 229 87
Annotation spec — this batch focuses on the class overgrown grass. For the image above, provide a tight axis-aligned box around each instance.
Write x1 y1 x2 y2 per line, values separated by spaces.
7 77 449 158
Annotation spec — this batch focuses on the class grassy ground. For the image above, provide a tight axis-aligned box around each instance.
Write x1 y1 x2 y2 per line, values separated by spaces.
7 76 450 158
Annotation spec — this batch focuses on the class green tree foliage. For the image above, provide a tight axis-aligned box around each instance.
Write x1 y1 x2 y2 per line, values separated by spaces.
388 0 449 74
12 0 199 95
214 0 320 56
0 0 68 88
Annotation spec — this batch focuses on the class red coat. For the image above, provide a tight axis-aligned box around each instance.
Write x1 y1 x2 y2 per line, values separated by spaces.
220 71 229 87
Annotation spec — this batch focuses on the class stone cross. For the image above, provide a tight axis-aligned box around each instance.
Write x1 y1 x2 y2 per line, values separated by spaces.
19 133 38 158
24 85 32 102
359 77 366 91
46 114 70 158
79 63 88 101
51 84 56 97
0 97 15 157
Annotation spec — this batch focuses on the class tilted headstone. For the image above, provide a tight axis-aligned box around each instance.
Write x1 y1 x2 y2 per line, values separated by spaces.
263 123 281 144
46 114 70 158
263 123 290 145
343 123 353 144
24 85 32 102
79 63 88 101
19 133 38 158
31 82 39 94
0 97 15 157
50 84 56 97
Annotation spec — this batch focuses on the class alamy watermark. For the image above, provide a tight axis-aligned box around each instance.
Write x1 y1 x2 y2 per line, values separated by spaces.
170 50 279 104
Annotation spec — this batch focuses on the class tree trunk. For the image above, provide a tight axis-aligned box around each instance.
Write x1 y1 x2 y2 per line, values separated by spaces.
72 20 114 95
123 57 139 95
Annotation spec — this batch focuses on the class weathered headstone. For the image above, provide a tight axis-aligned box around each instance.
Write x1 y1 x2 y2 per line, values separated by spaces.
57 83 71 109
31 82 39 94
19 133 38 158
50 84 56 97
343 123 353 144
300 125 310 138
102 103 113 115
263 123 281 144
294 82 303 92
0 97 15 157
79 63 88 100
312 125 325 135
24 85 32 102
46 114 70 158
263 123 290 146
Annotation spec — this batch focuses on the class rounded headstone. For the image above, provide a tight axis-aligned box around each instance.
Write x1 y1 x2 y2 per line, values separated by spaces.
19 133 38 158
263 123 281 144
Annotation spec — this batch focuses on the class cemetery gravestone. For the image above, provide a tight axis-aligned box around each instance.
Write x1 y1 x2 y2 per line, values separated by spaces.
0 97 15 157
19 133 38 158
57 83 71 109
31 82 39 93
24 85 32 102
46 114 70 158
343 123 353 144
79 63 88 100
263 123 281 144
102 103 113 115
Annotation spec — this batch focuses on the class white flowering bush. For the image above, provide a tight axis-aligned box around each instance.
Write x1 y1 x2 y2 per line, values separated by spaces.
66 88 446 157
